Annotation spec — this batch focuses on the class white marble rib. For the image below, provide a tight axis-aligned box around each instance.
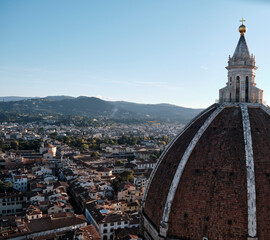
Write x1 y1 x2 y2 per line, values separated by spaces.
241 104 257 238
160 104 224 235
141 104 218 208
260 104 270 116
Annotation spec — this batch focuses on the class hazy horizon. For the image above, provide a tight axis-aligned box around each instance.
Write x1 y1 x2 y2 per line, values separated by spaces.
0 95 205 109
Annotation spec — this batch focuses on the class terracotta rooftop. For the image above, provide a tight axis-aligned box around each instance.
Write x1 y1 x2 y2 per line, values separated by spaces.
80 225 101 240
25 213 86 233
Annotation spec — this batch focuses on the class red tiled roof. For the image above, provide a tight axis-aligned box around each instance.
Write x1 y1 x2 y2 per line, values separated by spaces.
80 225 101 240
25 213 86 233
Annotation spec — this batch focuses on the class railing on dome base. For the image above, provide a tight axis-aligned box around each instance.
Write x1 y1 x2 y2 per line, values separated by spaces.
216 98 266 105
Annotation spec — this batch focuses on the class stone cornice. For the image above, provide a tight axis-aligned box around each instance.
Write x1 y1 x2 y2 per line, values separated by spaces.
226 65 257 70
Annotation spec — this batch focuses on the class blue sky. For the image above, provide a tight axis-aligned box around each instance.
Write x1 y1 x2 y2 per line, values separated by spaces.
1 0 270 108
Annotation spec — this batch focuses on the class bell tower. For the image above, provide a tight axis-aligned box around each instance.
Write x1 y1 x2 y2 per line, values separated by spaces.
219 18 263 103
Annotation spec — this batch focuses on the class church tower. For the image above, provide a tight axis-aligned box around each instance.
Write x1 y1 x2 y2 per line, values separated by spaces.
219 18 263 103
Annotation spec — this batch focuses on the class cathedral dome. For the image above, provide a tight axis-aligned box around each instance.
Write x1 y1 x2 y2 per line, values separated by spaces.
141 20 267 240
142 104 270 240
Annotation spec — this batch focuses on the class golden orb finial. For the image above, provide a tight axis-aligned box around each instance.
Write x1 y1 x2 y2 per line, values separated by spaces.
239 17 246 36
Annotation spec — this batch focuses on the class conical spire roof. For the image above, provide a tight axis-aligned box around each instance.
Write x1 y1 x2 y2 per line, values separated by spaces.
232 35 251 60
227 22 255 68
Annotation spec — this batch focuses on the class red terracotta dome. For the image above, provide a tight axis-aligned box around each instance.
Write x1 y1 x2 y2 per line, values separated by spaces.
141 21 268 240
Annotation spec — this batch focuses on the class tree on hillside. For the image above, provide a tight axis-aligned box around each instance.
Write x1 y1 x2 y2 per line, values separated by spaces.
119 170 134 182
150 150 162 162
81 144 89 150
0 181 13 193
111 179 120 194
91 151 99 157
10 140 19 150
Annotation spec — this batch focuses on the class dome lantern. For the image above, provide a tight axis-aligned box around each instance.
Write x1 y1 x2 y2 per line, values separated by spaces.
219 19 263 104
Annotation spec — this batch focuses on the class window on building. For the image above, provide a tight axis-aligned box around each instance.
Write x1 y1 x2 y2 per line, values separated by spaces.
245 76 249 102
252 93 255 103
236 76 240 102
104 229 107 233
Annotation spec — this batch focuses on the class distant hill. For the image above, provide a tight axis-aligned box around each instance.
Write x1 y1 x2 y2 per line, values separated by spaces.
0 97 119 116
112 101 202 123
45 95 75 101
0 96 203 123
0 95 74 102
0 96 37 102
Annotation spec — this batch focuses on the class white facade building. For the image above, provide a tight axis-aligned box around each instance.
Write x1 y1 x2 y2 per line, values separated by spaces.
12 175 28 192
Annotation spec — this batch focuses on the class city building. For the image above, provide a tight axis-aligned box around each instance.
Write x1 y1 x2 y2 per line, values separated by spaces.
12 175 28 192
25 212 87 239
0 192 28 217
85 202 139 240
